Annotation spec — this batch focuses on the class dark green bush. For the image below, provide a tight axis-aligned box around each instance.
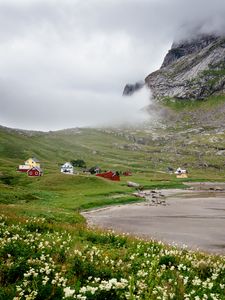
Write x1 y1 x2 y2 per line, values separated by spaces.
159 255 178 268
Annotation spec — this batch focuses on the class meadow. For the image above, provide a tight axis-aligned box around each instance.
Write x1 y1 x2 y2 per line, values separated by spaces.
0 97 225 299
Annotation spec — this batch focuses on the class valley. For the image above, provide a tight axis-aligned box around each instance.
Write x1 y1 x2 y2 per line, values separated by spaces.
0 96 225 299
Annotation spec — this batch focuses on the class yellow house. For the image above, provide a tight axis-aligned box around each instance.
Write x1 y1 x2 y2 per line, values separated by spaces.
25 157 40 168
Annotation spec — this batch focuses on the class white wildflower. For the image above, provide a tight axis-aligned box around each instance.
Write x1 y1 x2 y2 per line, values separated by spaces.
64 287 75 298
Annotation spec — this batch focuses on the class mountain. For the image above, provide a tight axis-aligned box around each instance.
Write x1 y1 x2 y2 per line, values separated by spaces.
145 34 225 100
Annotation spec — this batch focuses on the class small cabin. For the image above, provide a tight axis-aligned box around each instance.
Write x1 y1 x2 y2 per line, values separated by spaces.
27 166 43 177
175 167 188 178
61 162 74 174
96 171 120 181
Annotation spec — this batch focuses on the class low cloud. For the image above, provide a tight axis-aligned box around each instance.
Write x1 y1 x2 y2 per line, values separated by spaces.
0 0 225 130
1 81 151 130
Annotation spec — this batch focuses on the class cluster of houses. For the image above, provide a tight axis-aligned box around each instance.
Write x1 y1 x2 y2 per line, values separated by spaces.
18 158 75 177
60 162 122 181
17 158 124 181
17 157 43 177
18 157 188 180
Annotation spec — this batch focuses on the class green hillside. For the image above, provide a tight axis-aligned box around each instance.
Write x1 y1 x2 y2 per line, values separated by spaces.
1 95 225 178
0 96 225 229
0 123 187 224
1 97 225 299
1 96 225 217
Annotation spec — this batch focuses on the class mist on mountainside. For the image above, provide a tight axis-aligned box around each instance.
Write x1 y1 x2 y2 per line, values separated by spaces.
1 86 152 131
1 0 225 130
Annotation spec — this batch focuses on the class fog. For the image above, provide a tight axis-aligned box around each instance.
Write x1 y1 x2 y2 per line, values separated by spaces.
0 0 225 130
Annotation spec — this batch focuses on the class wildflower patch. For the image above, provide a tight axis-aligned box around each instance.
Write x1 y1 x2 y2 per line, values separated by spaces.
0 214 224 300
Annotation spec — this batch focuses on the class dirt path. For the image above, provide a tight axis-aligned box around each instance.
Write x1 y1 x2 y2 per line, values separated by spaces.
82 185 225 254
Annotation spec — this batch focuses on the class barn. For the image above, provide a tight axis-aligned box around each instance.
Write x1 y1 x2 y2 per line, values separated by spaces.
27 167 43 177
96 171 120 181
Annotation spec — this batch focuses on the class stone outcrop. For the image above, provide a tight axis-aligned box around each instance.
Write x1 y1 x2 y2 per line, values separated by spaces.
145 34 225 100
123 81 145 96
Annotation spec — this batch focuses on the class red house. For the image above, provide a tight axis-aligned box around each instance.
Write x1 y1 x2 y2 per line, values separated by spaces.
96 171 120 181
27 167 43 177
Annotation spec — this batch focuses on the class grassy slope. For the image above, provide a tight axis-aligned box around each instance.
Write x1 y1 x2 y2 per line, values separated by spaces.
0 125 181 219
0 96 225 299
1 95 225 223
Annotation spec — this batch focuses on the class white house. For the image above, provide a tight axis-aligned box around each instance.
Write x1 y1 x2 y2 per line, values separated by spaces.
175 167 187 174
61 162 74 174
175 167 188 178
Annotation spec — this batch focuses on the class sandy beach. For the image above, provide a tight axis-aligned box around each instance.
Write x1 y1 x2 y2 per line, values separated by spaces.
82 185 225 254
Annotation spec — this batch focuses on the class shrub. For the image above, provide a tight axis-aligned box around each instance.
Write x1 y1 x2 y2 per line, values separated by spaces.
71 159 86 168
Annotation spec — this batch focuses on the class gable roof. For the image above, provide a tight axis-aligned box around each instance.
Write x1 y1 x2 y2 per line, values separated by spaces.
28 166 42 172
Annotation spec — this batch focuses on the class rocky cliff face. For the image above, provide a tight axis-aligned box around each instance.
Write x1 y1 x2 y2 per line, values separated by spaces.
145 34 225 100
123 81 144 96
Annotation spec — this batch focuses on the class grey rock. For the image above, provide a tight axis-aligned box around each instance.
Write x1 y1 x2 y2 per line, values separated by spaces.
161 34 219 68
216 150 225 156
145 35 225 100
123 81 145 96
127 181 140 188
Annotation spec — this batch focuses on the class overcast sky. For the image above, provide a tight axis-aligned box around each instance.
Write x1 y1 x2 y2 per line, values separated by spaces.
1 0 225 131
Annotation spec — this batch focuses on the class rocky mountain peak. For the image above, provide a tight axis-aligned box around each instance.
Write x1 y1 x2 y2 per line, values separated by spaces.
145 34 225 100
161 34 219 68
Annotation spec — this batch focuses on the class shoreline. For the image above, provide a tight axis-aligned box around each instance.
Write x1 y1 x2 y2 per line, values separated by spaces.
82 184 225 254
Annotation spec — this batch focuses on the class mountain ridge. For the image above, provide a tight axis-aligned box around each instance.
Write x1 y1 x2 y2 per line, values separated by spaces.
145 34 225 100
